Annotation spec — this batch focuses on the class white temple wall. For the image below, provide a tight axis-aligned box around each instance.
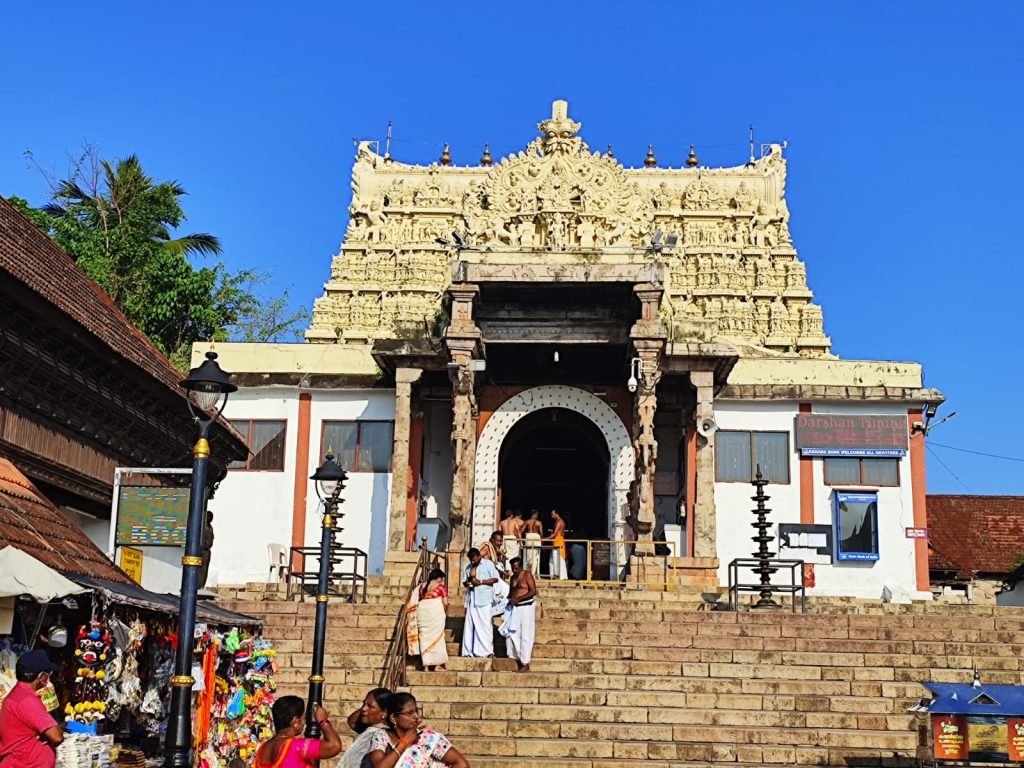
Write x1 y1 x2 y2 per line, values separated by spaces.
712 401 923 600
206 387 396 586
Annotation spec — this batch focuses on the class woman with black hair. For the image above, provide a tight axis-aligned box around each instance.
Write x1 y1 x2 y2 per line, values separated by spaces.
367 692 469 768
338 688 392 768
407 568 449 671
254 695 342 767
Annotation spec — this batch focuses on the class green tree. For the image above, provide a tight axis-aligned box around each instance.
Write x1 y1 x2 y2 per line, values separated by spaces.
11 150 307 369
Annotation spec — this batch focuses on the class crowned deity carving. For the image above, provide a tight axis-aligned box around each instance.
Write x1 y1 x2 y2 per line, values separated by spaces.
750 202 778 249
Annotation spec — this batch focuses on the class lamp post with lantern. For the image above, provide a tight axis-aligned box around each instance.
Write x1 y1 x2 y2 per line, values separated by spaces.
305 451 348 738
164 350 236 768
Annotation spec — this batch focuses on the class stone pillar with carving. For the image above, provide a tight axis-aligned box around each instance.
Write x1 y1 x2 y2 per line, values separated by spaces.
387 367 423 551
444 284 483 553
690 370 717 558
629 283 667 555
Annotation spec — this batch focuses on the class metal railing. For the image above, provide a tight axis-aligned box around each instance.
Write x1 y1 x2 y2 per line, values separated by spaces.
727 558 806 612
286 545 368 603
379 537 448 691
457 538 679 586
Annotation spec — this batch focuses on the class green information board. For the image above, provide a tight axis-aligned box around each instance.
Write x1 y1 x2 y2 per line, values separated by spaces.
116 486 190 547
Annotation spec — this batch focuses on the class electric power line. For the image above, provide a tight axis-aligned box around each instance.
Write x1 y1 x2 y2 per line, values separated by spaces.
928 442 1024 463
926 445 971 491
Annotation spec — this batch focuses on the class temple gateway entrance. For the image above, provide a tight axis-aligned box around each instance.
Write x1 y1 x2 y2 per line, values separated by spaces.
472 386 635 569
499 408 608 542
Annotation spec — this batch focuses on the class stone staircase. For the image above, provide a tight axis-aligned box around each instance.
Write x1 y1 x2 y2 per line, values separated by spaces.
215 575 1024 767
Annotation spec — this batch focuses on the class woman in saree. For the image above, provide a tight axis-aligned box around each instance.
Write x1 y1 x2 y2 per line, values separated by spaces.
254 696 343 768
338 688 392 768
367 693 470 768
406 569 449 671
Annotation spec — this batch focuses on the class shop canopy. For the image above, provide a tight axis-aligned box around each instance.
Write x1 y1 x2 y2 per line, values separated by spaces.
66 572 262 628
0 546 88 601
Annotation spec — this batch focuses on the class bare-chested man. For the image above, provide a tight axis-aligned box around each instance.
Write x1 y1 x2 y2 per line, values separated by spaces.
522 510 543 575
498 509 525 562
504 557 537 671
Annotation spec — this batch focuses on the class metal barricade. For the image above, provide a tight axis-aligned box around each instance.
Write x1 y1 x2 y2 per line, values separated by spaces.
286 544 368 603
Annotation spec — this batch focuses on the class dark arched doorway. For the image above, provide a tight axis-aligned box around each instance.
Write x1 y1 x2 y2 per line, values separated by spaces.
498 407 609 541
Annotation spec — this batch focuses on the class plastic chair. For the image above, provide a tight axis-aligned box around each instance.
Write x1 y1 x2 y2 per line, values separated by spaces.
268 543 288 583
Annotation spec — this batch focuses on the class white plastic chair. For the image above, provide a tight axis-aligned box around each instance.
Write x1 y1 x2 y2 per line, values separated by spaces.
268 543 288 583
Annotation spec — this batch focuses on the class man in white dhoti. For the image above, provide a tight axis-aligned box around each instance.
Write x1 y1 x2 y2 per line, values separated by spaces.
522 509 543 575
461 547 499 658
500 557 538 671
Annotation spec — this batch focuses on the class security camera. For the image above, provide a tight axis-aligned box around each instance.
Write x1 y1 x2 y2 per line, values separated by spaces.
627 375 638 393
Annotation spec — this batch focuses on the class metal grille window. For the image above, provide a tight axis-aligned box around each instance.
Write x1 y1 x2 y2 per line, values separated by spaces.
824 457 899 486
715 430 790 483
228 420 287 471
321 421 395 473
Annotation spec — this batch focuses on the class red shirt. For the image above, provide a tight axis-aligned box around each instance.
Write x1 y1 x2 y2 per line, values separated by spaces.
0 681 59 768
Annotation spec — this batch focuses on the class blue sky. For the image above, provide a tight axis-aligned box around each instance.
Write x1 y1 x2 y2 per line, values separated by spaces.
2 2 1022 494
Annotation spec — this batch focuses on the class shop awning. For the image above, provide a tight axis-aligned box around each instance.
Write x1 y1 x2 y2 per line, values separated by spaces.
65 573 262 628
0 546 89 601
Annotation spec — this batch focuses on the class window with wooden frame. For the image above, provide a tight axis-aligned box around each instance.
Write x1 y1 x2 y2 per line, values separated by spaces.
321 421 395 473
715 430 790 483
824 457 900 487
228 420 287 471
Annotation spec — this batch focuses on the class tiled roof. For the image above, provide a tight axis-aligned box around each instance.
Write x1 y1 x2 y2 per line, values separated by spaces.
927 495 1024 579
0 194 186 395
0 458 129 583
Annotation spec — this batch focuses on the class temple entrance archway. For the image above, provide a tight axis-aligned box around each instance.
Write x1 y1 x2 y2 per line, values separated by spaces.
472 386 634 566
499 408 608 542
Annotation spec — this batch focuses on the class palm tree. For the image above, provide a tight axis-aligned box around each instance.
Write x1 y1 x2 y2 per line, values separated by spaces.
43 155 221 300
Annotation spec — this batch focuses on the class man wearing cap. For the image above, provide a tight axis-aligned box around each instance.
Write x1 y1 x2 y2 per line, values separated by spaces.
0 649 63 767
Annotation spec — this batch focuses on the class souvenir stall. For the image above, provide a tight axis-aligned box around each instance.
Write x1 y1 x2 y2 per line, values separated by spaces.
1 559 274 768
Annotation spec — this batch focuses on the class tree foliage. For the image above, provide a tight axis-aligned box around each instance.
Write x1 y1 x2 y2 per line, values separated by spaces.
12 149 308 369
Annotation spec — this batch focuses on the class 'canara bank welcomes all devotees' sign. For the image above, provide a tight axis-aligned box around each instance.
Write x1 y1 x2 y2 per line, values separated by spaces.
795 414 908 458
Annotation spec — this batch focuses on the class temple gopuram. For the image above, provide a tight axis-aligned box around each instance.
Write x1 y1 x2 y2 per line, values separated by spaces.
198 101 942 600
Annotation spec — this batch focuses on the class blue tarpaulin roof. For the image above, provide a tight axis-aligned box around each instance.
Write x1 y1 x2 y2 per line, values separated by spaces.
924 683 1024 716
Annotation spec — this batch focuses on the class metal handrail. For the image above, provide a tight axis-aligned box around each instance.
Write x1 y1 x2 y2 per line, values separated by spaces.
379 537 447 691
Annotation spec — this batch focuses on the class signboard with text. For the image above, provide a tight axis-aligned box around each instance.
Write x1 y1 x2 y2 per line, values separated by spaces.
119 547 144 584
115 486 190 547
795 413 908 457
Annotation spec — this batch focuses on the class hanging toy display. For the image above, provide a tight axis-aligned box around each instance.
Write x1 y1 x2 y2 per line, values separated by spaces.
202 630 279 764
65 619 113 725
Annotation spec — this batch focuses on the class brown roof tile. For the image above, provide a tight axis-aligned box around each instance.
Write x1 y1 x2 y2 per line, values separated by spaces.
0 458 129 583
927 494 1024 579
0 195 187 394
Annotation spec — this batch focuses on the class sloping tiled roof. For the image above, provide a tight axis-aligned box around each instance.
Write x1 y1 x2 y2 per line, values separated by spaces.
927 495 1024 579
0 195 188 396
0 457 129 583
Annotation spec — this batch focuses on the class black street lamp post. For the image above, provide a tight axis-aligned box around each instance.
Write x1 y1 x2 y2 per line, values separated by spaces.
305 452 347 738
164 351 236 768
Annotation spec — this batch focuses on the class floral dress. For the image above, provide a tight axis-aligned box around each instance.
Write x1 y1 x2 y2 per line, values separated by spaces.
368 728 452 768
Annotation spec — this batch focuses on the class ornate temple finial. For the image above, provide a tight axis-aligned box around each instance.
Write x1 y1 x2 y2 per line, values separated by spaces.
439 143 452 166
644 144 657 167
606 144 614 158
537 100 583 156
686 144 699 167
480 144 493 166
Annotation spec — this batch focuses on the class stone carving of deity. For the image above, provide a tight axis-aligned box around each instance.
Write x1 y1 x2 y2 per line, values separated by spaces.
361 199 388 244
750 203 777 249
517 218 537 247
787 261 808 290
769 298 790 337
577 217 597 248
800 303 824 335
349 291 367 327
